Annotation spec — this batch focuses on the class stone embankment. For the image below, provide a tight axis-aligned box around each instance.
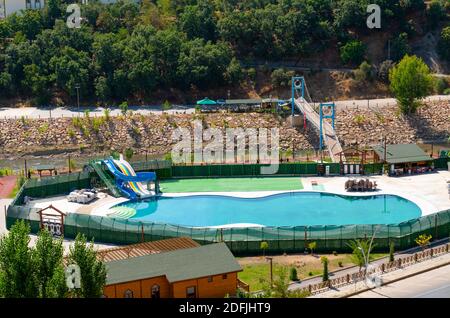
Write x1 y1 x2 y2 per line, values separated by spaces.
0 101 448 159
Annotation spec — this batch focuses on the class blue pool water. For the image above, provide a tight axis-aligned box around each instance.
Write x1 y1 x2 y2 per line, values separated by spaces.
107 192 422 227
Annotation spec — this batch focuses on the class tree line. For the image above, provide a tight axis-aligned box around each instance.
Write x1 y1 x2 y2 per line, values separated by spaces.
0 0 448 105
0 220 106 298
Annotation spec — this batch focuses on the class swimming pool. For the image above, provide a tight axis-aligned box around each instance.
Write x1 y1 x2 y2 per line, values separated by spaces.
106 192 422 227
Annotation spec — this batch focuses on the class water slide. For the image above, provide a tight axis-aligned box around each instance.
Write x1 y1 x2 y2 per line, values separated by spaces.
103 156 156 199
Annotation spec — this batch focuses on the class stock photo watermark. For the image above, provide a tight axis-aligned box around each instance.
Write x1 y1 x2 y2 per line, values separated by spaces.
171 121 280 175
65 264 81 290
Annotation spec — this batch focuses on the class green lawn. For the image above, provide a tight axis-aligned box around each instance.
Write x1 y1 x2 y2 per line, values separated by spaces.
238 253 387 292
159 177 304 193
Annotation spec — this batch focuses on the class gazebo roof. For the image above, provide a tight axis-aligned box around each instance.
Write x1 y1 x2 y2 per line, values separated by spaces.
372 144 432 164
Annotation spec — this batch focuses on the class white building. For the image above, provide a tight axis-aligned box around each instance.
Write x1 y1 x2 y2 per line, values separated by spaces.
1 0 45 18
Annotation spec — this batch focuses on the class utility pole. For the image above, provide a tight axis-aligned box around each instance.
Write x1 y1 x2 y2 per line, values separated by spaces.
24 159 28 179
387 40 391 60
266 257 273 287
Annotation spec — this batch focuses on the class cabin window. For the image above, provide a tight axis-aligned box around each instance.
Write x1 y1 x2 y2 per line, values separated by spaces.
124 289 134 298
208 276 213 283
35 0 42 9
186 286 196 298
26 0 32 9
222 274 228 280
151 284 160 299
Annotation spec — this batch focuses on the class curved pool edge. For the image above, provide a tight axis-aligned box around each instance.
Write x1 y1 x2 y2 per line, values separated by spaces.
160 188 438 216
89 188 432 228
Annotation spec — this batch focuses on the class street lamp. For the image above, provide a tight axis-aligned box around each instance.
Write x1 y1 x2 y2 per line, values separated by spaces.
75 84 81 113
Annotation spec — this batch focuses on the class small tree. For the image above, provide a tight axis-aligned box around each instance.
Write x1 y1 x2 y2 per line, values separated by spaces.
321 256 329 282
162 100 172 112
261 267 290 298
260 241 269 257
307 241 317 255
347 239 375 272
289 267 298 282
415 234 432 251
119 101 128 116
33 229 66 298
67 234 107 298
389 241 395 263
389 55 433 114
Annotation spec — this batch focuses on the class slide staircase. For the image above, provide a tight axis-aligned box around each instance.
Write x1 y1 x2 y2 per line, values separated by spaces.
294 97 344 163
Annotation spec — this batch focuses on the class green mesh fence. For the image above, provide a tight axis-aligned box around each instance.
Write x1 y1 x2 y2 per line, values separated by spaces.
12 172 91 205
7 204 450 256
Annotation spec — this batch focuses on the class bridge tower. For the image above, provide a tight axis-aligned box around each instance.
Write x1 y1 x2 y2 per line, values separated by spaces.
319 102 336 150
291 76 305 117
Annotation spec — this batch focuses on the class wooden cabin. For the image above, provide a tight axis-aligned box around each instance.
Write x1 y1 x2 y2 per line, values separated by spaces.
102 240 242 298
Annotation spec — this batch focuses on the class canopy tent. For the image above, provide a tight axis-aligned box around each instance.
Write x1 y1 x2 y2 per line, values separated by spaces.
196 97 217 105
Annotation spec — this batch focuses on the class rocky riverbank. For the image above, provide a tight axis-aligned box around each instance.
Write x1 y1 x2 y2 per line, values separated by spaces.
0 101 448 160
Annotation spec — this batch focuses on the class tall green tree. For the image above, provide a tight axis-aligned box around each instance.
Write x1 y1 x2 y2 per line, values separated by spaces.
0 220 38 298
67 234 106 298
33 229 66 298
438 27 450 61
389 55 433 114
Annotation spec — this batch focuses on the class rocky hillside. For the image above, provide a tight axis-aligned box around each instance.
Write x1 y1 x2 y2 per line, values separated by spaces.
0 101 448 160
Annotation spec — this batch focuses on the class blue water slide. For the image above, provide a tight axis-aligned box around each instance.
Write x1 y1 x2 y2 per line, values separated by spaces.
103 159 156 199
103 160 156 182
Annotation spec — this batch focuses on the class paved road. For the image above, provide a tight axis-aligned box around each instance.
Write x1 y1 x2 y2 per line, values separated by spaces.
288 237 450 292
351 264 450 298
0 95 449 119
0 104 195 120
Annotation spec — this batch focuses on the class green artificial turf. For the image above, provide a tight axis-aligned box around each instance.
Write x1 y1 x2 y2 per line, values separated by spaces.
159 177 304 193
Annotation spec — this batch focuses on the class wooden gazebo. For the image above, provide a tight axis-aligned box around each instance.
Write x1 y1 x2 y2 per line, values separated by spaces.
36 205 66 237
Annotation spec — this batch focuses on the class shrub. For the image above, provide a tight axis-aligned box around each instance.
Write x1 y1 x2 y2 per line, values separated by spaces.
162 100 172 112
338 261 343 267
125 148 134 161
271 68 292 87
119 101 128 116
246 68 257 81
391 33 410 62
340 40 366 65
389 241 395 262
332 251 338 256
321 256 329 282
103 108 111 121
438 27 450 61
38 123 49 134
308 271 313 276
67 128 76 138
353 61 373 82
289 267 298 281
377 60 395 83
353 114 366 125
434 78 447 94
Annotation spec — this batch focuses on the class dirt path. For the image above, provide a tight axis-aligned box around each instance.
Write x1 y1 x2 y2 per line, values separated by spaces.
0 176 16 198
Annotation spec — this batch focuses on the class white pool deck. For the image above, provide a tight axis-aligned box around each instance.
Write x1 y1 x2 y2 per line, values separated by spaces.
23 171 450 225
